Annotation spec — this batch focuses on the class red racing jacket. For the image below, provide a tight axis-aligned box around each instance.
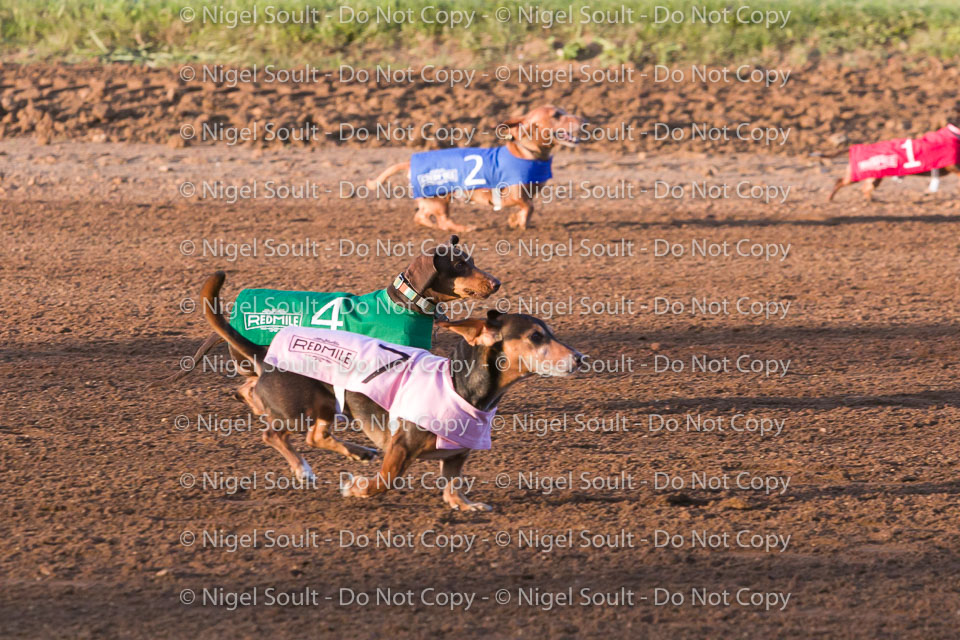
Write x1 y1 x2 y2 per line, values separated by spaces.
849 124 960 182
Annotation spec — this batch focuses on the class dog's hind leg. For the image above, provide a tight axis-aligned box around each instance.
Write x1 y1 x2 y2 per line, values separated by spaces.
262 427 315 481
235 376 266 414
295 390 378 462
305 419 378 463
237 378 313 478
414 196 474 232
828 176 852 201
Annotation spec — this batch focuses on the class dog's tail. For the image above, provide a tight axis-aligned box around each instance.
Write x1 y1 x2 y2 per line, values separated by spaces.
146 333 224 388
202 271 266 373
365 161 410 191
809 150 846 159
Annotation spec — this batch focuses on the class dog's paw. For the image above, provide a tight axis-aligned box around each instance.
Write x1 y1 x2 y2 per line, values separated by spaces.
507 211 528 229
450 501 492 512
443 223 476 233
444 493 492 512
296 460 316 482
461 501 492 512
413 214 435 228
340 472 355 497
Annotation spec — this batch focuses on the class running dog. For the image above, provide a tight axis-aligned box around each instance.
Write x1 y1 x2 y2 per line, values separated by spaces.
200 271 583 511
829 124 960 200
366 105 586 232
155 235 499 387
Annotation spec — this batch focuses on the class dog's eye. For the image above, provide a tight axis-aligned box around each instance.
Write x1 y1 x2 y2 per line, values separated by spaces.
454 261 466 271
530 331 544 344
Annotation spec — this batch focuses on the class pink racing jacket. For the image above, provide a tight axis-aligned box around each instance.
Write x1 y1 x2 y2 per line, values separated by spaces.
849 124 960 182
263 326 495 450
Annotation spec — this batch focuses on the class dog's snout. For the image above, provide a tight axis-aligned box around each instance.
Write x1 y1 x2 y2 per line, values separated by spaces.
490 279 501 293
573 351 585 366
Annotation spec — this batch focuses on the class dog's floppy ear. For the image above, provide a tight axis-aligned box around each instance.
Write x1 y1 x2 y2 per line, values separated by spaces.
498 115 525 140
403 247 438 293
438 317 501 346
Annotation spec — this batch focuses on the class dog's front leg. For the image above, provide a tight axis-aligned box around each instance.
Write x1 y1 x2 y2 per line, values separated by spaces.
341 443 409 499
440 453 491 511
508 199 533 229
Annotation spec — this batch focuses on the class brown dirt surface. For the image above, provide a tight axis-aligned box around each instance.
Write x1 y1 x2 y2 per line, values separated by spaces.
2 59 960 153
3 63 960 639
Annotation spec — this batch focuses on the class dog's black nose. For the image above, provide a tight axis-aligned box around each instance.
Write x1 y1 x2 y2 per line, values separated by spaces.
574 351 585 366
491 280 501 293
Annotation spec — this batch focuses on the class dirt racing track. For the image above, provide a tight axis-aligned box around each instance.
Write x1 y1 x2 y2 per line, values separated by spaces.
3 62 960 638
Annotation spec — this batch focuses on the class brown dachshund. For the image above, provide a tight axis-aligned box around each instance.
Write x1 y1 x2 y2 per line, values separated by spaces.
828 125 960 200
200 271 583 511
367 105 585 232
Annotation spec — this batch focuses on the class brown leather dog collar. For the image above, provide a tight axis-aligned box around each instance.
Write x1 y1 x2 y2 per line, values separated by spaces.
392 273 437 315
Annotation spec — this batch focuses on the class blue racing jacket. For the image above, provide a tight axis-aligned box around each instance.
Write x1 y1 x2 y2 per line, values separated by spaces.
409 146 552 198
